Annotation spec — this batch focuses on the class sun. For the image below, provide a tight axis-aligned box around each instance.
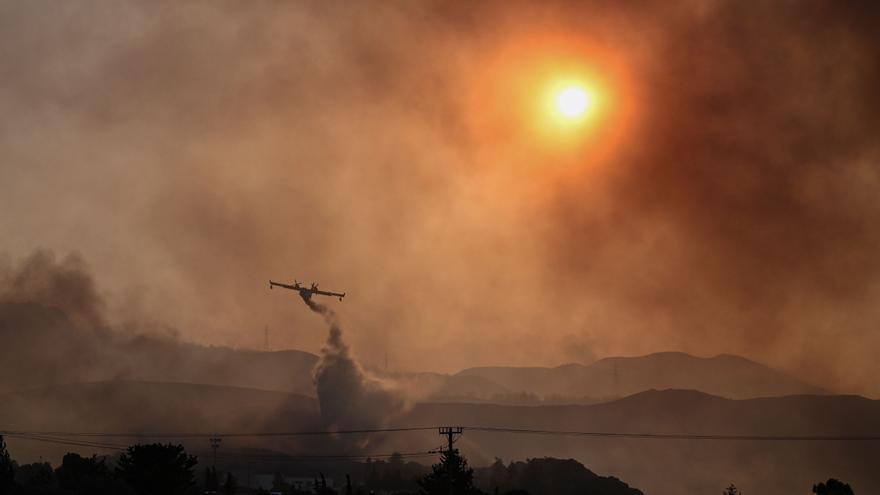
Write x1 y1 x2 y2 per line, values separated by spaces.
525 73 618 155
540 80 600 133
555 86 591 118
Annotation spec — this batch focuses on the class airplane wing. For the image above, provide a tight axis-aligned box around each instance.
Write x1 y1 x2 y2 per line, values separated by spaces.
269 280 299 291
314 289 345 299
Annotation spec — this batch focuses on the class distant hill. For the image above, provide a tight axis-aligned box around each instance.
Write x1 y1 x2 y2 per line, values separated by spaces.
476 457 644 495
1 302 828 404
0 380 323 464
396 391 880 495
116 341 319 396
378 370 512 403
2 382 877 495
0 380 319 432
456 352 826 399
0 301 319 396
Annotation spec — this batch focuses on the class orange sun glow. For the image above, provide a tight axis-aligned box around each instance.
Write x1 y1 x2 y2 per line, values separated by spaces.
554 85 593 119
467 33 637 172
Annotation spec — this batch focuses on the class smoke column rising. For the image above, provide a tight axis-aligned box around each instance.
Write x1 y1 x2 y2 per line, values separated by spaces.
302 294 407 430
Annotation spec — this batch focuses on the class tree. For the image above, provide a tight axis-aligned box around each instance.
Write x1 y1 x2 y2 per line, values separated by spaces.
273 471 290 492
56 453 105 487
316 472 336 495
0 435 17 492
474 457 641 495
385 453 406 491
222 472 238 495
487 458 509 493
289 482 311 495
56 452 130 495
418 449 480 495
15 461 54 489
205 466 219 493
813 479 855 495
115 443 197 495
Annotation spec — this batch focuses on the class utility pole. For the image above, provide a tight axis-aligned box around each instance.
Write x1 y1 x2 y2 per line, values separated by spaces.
438 428 463 495
438 427 463 454
210 437 222 468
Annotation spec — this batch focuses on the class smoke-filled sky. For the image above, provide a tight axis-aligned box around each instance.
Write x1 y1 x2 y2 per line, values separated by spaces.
2 1 879 396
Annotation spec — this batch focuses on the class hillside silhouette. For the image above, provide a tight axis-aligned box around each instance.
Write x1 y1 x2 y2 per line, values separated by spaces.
0 301 318 395
457 352 826 400
480 457 643 495
1 302 827 405
1 302 874 494
2 381 876 494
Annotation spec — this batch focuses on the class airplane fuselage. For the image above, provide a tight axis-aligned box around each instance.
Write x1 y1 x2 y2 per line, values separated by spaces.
269 280 345 301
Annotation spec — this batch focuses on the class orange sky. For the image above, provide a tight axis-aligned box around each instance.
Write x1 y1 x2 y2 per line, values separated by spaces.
2 1 880 397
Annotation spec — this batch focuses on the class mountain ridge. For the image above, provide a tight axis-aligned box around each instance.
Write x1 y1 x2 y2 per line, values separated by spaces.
1 380 875 495
456 351 826 399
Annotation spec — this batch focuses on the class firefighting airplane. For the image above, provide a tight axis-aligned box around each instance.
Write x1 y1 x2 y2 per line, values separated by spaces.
268 279 346 301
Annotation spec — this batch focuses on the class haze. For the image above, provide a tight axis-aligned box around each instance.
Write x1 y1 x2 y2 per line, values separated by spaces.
2 0 879 399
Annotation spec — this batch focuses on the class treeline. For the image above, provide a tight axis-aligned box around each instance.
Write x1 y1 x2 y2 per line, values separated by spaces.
1 438 196 495
0 435 857 495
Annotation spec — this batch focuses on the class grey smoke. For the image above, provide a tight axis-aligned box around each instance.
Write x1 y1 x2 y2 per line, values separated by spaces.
2 0 880 397
0 250 105 328
303 295 407 430
0 250 317 397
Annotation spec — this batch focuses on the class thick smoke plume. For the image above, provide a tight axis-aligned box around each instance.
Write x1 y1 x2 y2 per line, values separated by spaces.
303 294 408 430
0 250 133 393
0 250 319 396
0 249 328 462
0 250 105 328
2 1 880 396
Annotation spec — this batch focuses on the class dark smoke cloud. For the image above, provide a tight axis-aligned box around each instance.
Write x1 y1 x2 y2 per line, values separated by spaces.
0 250 318 396
0 250 126 391
303 295 408 430
1 0 880 397
0 250 105 328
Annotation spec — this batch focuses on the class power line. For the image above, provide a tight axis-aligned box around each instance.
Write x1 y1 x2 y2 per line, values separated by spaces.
3 433 126 451
464 426 880 441
0 426 436 439
210 451 436 461
3 433 437 462
4 425 880 443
